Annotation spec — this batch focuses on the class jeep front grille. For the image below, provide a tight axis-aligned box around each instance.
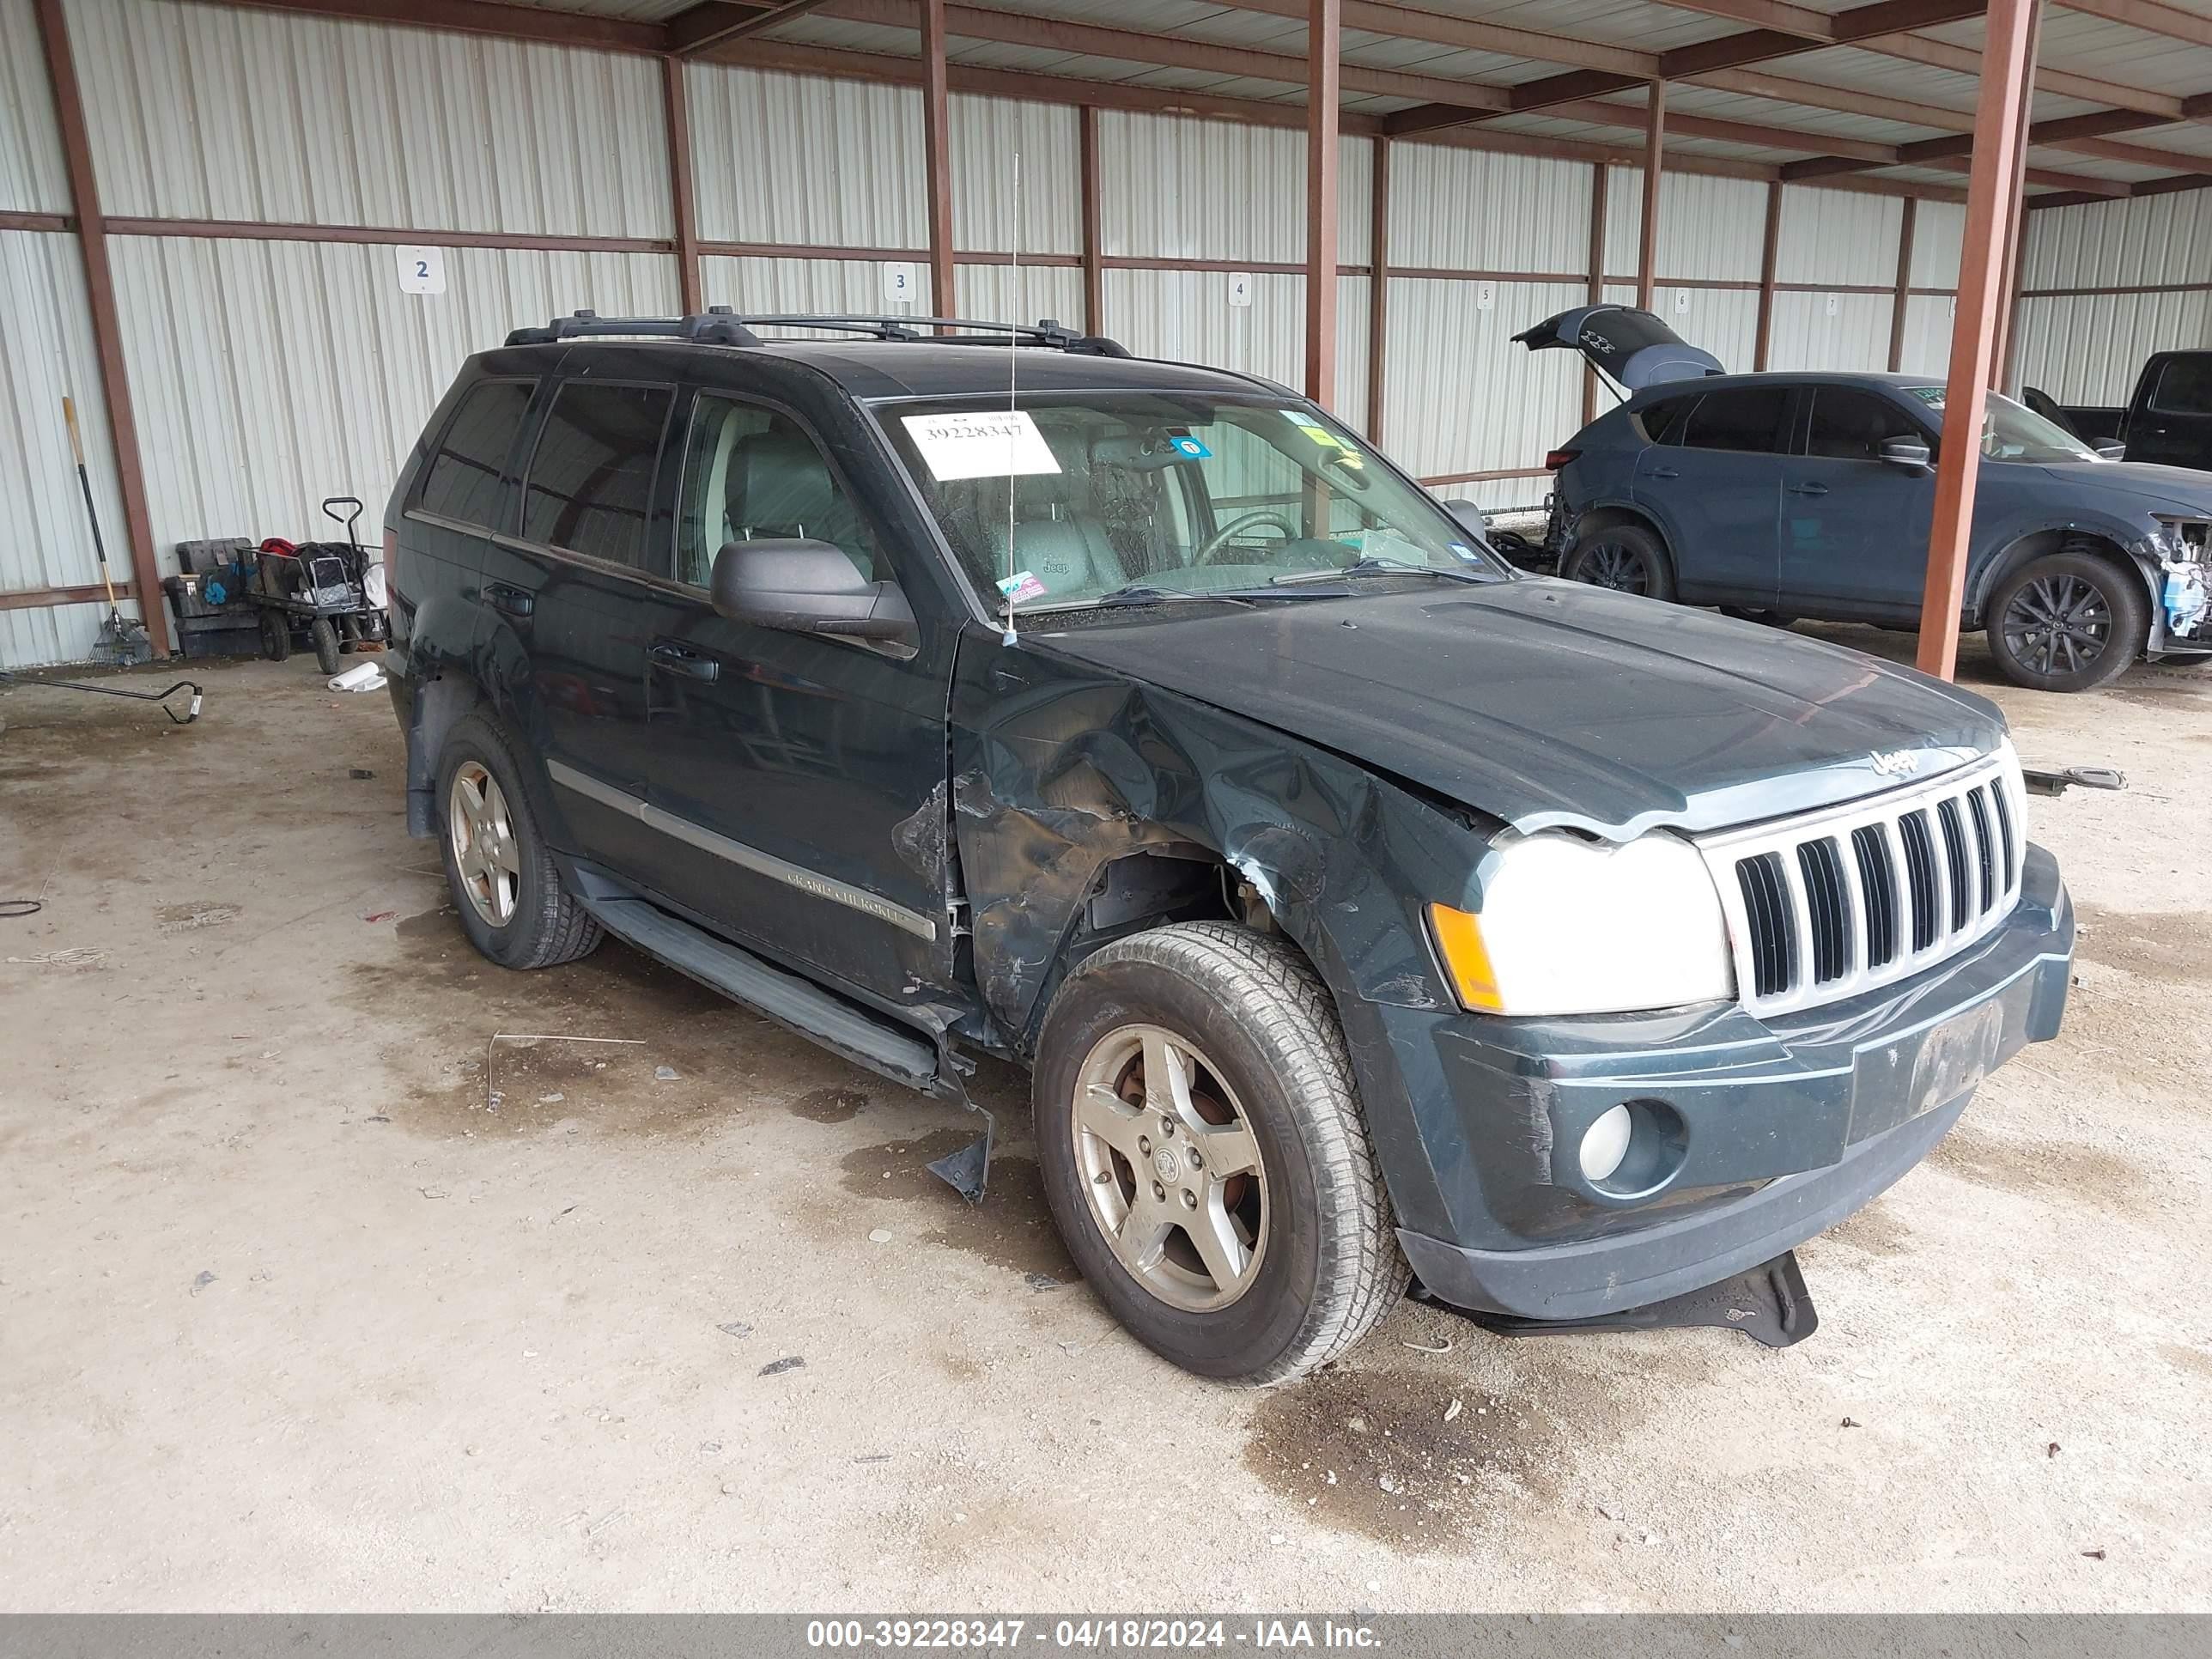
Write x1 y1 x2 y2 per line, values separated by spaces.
1696 752 2025 1018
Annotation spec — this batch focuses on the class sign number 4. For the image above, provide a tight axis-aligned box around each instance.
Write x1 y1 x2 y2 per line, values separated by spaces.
396 245 446 295
1227 271 1253 309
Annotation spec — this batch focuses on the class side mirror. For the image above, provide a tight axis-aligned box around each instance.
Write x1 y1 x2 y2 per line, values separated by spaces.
2094 441 2126 461
1440 498 1490 539
710 539 916 644
1880 436 1933 471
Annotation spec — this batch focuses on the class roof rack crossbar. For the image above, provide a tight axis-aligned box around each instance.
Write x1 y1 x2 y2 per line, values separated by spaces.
504 309 1129 356
504 308 763 348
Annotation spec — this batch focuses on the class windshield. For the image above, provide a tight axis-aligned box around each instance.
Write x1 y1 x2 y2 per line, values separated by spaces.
878 392 1509 612
1905 386 2101 464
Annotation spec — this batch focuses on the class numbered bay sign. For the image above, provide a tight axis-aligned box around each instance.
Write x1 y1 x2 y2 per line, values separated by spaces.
884 262 918 306
1227 271 1254 309
395 246 447 296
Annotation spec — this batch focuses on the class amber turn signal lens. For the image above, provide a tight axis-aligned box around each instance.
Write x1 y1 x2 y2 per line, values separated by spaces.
1428 902 1503 1013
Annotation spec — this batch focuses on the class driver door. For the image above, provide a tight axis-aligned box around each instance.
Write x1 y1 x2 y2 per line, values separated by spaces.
622 389 958 1002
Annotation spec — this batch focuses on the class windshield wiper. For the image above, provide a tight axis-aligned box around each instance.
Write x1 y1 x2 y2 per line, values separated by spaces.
1010 582 1257 615
1271 556 1489 587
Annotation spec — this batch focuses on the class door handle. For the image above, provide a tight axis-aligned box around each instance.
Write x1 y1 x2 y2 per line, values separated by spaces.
484 581 534 618
649 640 719 682
1649 466 1680 480
1789 482 1830 497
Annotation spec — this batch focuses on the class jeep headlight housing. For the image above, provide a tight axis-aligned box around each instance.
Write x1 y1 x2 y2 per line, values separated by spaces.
1430 831 1734 1017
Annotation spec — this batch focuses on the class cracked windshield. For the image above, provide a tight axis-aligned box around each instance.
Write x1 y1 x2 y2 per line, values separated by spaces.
883 394 1510 611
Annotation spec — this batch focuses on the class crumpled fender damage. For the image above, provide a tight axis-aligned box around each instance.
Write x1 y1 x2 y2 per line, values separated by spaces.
947 634 1485 1049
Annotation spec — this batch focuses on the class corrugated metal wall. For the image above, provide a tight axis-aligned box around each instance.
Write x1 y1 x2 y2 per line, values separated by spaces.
1 229 134 667
2 0 67 216
67 0 672 238
113 238 677 563
2014 193 2212 404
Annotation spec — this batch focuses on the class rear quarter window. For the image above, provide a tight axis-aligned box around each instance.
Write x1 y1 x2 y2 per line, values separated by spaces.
1637 396 1698 446
1678 386 1791 454
416 379 536 529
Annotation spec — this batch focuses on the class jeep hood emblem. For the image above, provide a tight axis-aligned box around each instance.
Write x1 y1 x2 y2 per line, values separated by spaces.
1869 749 1920 779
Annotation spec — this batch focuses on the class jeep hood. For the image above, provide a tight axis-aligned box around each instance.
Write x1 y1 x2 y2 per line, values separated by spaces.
1512 304 1725 392
1029 580 2007 839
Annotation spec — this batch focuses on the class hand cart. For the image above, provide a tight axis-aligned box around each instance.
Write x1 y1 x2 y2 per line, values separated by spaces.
249 496 390 676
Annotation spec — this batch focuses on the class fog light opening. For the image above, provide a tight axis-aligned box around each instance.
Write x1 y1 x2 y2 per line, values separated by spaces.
1580 1098 1689 1197
1578 1103 1633 1182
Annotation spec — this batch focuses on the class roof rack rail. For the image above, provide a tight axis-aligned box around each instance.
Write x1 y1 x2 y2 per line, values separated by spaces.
504 308 1130 356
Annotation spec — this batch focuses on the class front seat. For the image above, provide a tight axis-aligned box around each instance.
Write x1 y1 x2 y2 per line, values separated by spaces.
726 429 872 580
983 475 1128 600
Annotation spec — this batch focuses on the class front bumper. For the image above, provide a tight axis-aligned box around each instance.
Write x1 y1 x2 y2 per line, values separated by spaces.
1392 842 2073 1322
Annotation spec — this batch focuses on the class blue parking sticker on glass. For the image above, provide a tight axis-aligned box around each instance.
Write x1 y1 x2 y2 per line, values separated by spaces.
1449 543 1479 561
1169 434 1212 460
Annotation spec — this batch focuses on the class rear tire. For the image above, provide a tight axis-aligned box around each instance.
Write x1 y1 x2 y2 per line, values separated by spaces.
1987 550 2146 694
1564 521 1676 602
434 713 602 970
311 616 343 676
1032 922 1407 1386
259 609 291 663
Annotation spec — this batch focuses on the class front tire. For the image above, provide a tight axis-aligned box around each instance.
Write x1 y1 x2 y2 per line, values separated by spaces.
1987 550 2146 693
1564 521 1676 602
434 713 602 970
258 609 291 663
1033 923 1407 1385
311 616 343 675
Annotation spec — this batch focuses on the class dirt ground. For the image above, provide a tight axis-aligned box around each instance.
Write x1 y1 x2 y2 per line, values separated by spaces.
0 630 2206 1613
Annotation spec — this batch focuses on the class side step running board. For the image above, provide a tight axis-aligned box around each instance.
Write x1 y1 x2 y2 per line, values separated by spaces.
576 891 942 1092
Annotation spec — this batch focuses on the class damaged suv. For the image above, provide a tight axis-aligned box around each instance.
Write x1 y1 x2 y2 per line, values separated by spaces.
385 311 2075 1384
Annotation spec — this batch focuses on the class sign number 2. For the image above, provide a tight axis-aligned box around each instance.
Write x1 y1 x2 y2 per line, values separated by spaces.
396 245 447 295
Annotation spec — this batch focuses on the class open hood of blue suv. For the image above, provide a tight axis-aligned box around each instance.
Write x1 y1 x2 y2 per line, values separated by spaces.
1512 304 1726 392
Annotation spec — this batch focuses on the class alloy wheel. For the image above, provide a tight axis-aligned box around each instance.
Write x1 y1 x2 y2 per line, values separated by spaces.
1577 540 1650 594
1070 1024 1270 1313
448 760 522 927
2003 573 2112 679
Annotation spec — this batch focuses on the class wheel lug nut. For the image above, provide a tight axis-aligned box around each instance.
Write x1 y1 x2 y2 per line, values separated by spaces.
1138 1135 1151 1155
1181 1188 1197 1209
1162 1115 1176 1138
1152 1181 1166 1201
1187 1150 1203 1169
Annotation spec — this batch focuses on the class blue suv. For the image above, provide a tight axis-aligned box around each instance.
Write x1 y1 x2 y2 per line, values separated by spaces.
1511 306 2212 693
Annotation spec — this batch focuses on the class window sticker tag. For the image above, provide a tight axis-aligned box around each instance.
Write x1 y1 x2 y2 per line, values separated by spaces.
1284 409 1364 467
1168 434 1212 460
902 410 1061 482
997 569 1048 604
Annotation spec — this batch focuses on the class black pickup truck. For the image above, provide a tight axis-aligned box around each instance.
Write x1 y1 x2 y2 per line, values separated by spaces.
2028 349 2212 471
383 311 2075 1384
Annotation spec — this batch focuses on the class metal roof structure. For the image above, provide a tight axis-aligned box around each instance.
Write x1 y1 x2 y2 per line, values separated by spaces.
200 0 2212 207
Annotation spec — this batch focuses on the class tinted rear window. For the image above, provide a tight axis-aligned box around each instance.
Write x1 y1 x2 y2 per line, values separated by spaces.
416 379 534 530
2151 357 2212 416
1679 387 1790 454
521 382 674 567
1641 395 1698 446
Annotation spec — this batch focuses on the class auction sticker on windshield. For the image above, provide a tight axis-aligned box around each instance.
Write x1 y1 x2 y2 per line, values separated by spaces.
902 410 1061 481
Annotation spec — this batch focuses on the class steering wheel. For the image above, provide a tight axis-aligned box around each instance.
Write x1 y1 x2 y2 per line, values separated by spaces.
1193 510 1298 567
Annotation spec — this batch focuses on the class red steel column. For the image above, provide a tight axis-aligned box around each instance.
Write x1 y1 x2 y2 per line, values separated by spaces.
1584 161 1607 426
1918 0 2039 681
1304 0 1341 407
1366 136 1389 439
1990 0 2045 392
664 53 703 313
33 0 169 656
1079 104 1103 336
920 0 957 321
1887 195 1917 373
1753 179 1781 370
1636 79 1664 312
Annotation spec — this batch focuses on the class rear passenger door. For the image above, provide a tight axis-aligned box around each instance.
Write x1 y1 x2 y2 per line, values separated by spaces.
1631 385 1790 605
620 388 957 1005
2124 356 2212 470
1777 384 1937 615
485 374 678 878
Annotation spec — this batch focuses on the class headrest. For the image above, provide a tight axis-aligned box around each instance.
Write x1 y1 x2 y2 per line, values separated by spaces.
730 430 837 535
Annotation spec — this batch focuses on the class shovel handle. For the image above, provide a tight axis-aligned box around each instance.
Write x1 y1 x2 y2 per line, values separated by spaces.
63 396 86 468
